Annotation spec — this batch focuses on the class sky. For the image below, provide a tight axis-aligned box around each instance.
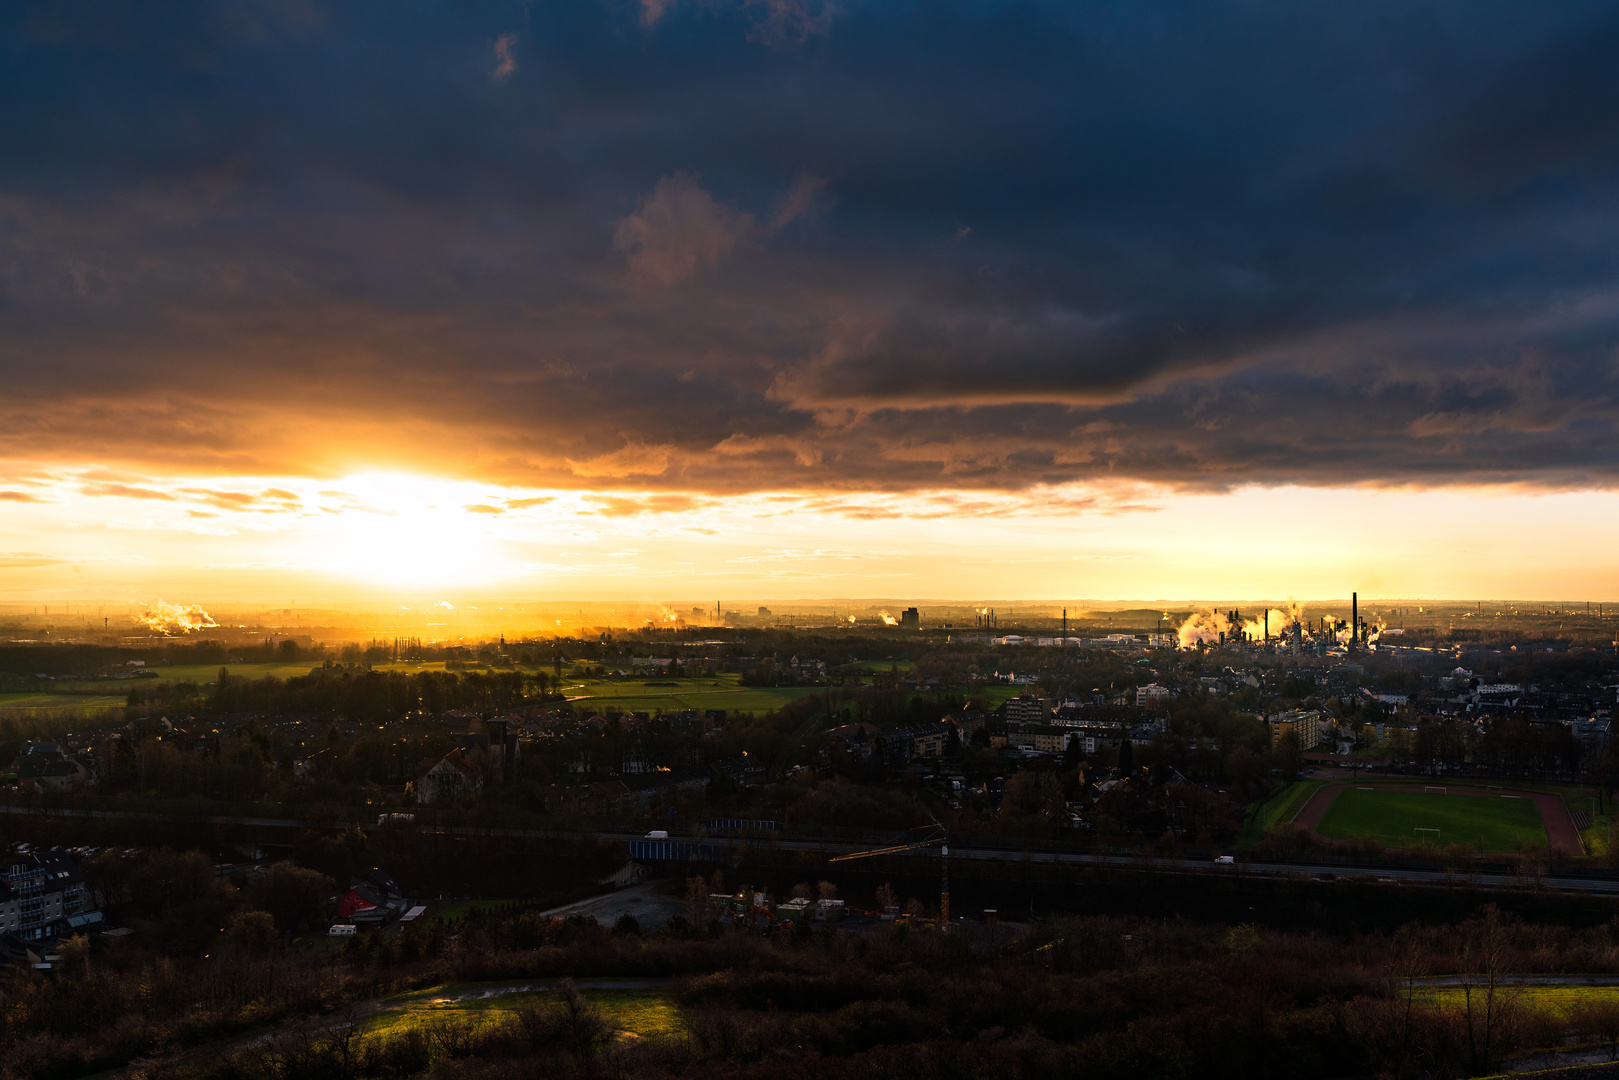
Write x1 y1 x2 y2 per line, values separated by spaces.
4 1 1619 605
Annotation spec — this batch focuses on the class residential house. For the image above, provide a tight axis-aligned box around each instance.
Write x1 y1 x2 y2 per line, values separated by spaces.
1135 683 1171 708
7 744 90 794
826 722 880 760
940 712 987 744
1006 724 1072 754
877 722 952 765
1571 717 1612 763
0 849 97 942
1268 709 1323 751
416 746 488 804
1002 695 1049 723
338 869 408 924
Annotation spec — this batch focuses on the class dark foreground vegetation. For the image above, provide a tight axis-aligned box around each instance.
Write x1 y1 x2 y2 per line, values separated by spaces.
9 857 1619 1080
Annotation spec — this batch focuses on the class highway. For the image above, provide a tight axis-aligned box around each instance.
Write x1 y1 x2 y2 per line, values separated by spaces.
5 802 1618 896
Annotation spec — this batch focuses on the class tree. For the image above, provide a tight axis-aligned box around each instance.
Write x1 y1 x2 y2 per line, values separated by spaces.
1456 904 1525 1075
1002 771 1064 820
1573 1000 1619 1061
685 875 712 922
556 980 612 1077
251 861 335 933
1063 735 1085 771
227 909 279 954
1118 737 1135 774
56 933 91 977
1271 729 1302 779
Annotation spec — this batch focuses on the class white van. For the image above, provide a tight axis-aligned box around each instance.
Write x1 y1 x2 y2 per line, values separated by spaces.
1213 855 1235 866
327 924 358 937
644 830 669 840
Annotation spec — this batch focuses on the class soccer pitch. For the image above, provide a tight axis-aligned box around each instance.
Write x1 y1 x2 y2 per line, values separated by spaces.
1314 788 1548 851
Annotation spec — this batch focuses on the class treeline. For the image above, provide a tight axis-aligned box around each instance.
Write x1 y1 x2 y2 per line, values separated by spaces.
125 667 560 721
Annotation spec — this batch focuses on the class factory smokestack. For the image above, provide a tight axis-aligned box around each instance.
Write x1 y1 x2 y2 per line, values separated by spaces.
1352 592 1358 647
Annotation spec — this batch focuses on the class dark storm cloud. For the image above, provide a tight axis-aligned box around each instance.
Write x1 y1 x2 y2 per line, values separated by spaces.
3 0 1619 491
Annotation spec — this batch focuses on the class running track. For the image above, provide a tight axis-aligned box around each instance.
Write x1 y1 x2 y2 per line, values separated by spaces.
1292 782 1584 854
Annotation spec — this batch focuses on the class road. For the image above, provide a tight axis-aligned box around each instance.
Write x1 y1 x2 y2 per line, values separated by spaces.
5 802 1617 896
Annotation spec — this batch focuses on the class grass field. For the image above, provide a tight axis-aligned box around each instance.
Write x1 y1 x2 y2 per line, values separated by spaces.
1414 984 1619 1019
561 673 825 714
1316 789 1547 851
363 984 684 1040
979 685 1024 709
0 691 126 711
1235 780 1328 849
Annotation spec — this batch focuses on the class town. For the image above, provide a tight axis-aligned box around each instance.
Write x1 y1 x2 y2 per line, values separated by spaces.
3 596 1619 1077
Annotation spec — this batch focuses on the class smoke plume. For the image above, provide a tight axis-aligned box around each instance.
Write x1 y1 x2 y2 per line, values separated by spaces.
1176 610 1231 648
137 601 219 636
1176 601 1306 648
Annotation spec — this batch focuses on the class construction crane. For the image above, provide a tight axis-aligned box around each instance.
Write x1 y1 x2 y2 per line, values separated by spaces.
830 818 950 927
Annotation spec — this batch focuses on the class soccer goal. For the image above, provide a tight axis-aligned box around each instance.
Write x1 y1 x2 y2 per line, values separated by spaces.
1424 786 1447 794
1486 785 1503 794
1414 828 1441 842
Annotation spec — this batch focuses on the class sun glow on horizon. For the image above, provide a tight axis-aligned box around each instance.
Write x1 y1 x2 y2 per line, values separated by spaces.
304 473 516 591
6 465 1619 602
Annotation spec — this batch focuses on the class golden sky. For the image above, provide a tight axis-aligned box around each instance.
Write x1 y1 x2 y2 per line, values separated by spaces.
4 467 1618 604
7 4 1619 606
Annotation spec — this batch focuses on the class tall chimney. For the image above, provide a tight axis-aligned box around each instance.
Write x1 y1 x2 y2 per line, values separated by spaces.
1352 592 1358 646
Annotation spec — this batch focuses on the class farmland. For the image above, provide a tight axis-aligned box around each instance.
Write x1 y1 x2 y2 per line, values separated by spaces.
559 672 826 713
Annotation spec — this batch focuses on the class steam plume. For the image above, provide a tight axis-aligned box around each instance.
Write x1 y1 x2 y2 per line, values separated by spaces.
1175 601 1306 648
1176 610 1230 648
137 601 219 636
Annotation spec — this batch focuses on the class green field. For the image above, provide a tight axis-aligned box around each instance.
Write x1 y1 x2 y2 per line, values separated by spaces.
562 673 825 713
0 691 126 711
979 685 1024 709
1235 779 1330 849
364 984 683 1040
4 663 828 717
155 661 327 683
1316 789 1547 851
1414 984 1619 1019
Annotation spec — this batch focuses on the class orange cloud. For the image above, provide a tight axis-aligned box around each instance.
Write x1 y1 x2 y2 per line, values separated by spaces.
566 441 672 478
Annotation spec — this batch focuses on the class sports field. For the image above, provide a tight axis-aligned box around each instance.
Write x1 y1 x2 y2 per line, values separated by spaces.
1315 788 1547 851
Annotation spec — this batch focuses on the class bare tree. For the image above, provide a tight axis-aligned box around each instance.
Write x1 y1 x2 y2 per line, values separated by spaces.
1572 1000 1619 1061
1455 905 1525 1075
